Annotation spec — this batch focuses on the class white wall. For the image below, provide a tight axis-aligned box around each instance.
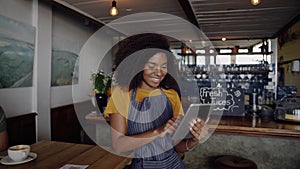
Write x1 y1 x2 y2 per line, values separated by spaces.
0 0 117 140
73 27 117 104
51 7 96 108
0 0 34 117
0 0 33 24
51 7 119 107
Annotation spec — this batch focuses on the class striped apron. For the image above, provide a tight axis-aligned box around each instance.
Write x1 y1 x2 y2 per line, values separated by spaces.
127 88 186 169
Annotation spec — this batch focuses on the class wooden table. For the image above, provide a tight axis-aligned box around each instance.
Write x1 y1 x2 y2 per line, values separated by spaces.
1 140 132 169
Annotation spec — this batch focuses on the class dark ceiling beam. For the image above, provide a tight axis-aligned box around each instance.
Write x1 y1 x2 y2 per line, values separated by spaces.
178 0 200 28
275 9 300 38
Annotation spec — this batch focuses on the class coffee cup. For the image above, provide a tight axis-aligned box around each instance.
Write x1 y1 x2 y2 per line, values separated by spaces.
8 145 30 161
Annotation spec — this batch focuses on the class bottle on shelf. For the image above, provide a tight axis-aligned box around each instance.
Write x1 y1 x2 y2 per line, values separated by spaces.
261 88 266 105
269 92 274 105
257 88 263 105
252 92 258 115
265 92 270 105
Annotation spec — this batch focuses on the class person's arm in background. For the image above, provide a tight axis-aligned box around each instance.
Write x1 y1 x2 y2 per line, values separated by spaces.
0 130 9 152
0 106 9 152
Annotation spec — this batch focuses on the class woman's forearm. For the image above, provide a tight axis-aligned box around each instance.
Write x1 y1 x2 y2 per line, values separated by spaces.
175 138 199 153
110 113 178 153
111 128 162 153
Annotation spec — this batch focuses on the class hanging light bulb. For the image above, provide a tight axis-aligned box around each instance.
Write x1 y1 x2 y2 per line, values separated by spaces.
181 42 189 54
250 0 261 6
110 0 118 16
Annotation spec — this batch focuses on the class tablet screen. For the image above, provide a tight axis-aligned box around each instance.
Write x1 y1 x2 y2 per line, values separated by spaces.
172 104 212 140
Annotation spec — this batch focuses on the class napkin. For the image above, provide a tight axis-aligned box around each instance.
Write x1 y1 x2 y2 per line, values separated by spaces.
59 164 89 169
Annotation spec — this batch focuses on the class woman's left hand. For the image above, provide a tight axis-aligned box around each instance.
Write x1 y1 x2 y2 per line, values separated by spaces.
189 118 208 141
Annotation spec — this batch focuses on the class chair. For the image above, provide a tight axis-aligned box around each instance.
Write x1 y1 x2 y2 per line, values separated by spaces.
6 113 37 146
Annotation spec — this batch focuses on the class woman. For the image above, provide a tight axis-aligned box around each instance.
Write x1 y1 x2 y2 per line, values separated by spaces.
104 33 207 168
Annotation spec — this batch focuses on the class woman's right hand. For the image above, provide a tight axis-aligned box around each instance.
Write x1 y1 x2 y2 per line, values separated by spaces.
157 115 182 137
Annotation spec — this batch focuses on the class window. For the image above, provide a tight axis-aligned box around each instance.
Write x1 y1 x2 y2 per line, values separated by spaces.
216 55 231 65
196 56 205 65
236 54 271 64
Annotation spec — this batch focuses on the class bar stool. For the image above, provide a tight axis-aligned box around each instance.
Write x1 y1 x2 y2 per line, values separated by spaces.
214 155 257 169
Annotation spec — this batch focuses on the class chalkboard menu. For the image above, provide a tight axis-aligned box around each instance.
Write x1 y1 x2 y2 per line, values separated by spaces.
199 86 245 116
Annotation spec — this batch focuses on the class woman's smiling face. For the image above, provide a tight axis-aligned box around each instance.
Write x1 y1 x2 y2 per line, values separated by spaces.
141 52 168 90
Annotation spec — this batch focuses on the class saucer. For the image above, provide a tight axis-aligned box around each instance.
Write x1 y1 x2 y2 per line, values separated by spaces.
0 152 37 165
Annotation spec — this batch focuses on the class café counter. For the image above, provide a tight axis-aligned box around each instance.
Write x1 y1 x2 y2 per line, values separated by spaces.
214 116 300 139
185 116 300 169
85 111 300 139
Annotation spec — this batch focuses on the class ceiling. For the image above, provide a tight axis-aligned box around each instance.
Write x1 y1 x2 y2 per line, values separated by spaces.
51 0 300 48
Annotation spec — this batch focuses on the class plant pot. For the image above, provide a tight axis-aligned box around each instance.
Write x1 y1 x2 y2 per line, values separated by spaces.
95 93 108 113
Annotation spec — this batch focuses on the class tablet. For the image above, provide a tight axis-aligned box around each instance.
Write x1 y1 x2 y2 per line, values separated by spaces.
172 104 212 140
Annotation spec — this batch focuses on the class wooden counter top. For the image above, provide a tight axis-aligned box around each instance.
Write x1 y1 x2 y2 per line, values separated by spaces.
215 116 300 139
84 111 300 139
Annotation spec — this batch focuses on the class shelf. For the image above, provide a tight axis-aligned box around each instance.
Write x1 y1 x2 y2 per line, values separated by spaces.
177 53 197 56
216 51 273 55
177 51 273 56
278 58 300 65
192 70 271 74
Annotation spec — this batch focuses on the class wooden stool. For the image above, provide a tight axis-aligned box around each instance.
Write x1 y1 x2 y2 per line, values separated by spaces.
214 155 257 169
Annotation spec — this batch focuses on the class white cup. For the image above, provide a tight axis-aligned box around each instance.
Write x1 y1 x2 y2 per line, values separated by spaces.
8 145 30 162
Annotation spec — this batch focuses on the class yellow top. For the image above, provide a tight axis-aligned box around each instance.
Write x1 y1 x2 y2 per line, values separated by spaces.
104 86 184 119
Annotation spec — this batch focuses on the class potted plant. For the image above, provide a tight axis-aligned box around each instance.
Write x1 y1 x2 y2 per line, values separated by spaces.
91 70 112 113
